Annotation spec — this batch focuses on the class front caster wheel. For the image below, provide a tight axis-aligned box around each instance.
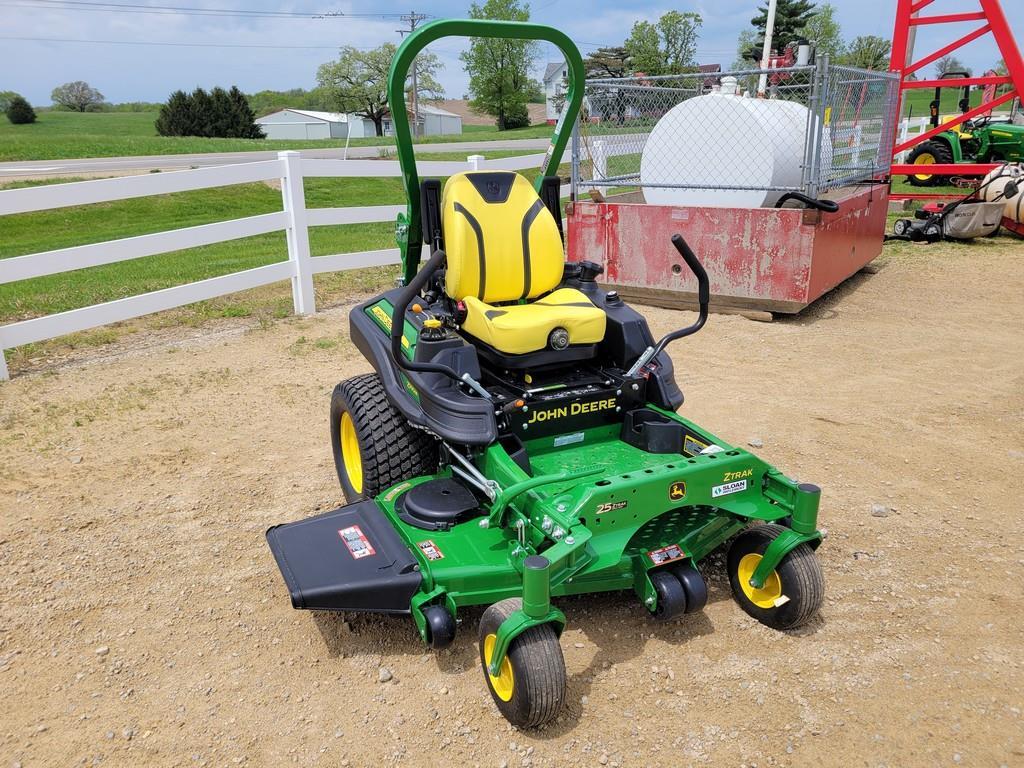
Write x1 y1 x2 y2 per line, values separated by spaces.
478 599 566 729
423 604 456 650
728 523 824 630
648 570 687 621
670 562 708 613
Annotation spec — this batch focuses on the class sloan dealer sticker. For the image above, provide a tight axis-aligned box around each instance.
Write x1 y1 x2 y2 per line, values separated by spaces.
711 479 748 498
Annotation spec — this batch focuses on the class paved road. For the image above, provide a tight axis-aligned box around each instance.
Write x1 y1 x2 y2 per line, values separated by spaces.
0 138 556 177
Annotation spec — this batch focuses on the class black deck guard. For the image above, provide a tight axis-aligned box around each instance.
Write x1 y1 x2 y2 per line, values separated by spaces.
266 500 422 614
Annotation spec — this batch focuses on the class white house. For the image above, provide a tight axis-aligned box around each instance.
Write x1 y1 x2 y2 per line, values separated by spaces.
543 61 568 124
256 105 462 140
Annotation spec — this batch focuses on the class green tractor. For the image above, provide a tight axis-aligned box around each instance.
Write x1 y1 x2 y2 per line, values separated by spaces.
907 72 1024 186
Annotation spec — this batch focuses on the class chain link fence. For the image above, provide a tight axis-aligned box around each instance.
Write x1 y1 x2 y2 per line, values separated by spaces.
570 58 899 206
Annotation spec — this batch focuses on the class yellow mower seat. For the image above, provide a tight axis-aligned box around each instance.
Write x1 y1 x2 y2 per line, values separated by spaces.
441 171 605 355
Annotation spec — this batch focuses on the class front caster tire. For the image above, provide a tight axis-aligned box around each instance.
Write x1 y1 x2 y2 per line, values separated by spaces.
478 599 566 729
423 604 456 650
727 523 824 630
330 374 439 503
648 570 687 621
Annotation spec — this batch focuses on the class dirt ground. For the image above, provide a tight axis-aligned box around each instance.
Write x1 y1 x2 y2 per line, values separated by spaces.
2 241 1023 768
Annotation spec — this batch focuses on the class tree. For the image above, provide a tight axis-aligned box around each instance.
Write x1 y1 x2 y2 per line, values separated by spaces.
0 90 19 113
658 11 702 72
584 46 631 79
461 0 538 130
6 95 36 124
747 0 816 61
731 29 761 69
154 87 262 138
317 45 394 136
993 59 1007 76
935 55 971 77
407 50 445 102
840 36 891 70
798 3 844 59
51 81 106 112
625 20 665 75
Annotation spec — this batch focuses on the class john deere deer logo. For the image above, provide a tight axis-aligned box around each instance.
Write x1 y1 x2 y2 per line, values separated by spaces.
668 481 686 501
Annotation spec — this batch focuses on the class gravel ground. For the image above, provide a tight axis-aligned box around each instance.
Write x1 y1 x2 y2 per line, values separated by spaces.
1 241 1023 767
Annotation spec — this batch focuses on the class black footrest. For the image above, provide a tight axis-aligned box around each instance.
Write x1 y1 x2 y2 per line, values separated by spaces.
266 499 422 614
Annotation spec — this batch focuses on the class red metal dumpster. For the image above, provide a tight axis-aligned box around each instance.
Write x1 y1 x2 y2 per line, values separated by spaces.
567 184 889 314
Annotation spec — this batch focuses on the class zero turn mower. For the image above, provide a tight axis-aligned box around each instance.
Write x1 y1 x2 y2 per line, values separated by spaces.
266 19 826 728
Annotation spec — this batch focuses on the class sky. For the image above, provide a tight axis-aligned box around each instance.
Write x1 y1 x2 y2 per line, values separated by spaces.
1 0 1021 106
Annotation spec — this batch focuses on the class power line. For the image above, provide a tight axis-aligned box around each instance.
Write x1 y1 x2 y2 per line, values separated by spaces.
8 0 414 19
0 34 351 49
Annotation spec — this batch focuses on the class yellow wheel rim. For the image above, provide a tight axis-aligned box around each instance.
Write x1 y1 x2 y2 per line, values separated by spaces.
483 633 515 702
339 411 363 494
737 553 783 609
913 152 936 181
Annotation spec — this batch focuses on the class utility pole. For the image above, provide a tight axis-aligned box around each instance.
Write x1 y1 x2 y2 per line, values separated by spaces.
398 11 430 138
756 0 778 97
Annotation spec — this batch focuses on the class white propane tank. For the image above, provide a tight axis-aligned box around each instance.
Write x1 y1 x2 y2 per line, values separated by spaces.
981 163 1024 225
639 93 829 208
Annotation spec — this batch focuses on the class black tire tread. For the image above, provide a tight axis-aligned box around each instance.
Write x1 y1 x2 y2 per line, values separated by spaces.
907 140 954 187
728 523 824 630
479 598 566 729
332 373 438 501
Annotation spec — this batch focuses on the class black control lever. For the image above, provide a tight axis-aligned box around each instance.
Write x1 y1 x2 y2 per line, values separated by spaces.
625 234 709 377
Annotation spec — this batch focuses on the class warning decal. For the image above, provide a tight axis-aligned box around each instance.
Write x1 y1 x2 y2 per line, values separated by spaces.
417 539 444 561
338 525 376 559
647 544 686 566
683 434 709 456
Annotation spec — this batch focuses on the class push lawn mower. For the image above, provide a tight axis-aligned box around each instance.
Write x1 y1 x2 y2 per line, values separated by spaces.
891 170 1020 243
266 19 826 729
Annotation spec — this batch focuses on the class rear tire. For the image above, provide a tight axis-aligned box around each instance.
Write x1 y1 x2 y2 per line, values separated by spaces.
906 140 954 187
479 599 566 729
728 524 824 630
330 374 438 503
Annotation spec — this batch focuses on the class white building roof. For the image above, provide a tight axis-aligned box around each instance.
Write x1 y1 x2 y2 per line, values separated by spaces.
255 109 349 123
417 104 460 117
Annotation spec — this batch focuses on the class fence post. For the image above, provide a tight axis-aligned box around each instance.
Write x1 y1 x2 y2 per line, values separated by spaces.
591 139 607 192
0 350 8 382
279 151 315 315
467 154 484 170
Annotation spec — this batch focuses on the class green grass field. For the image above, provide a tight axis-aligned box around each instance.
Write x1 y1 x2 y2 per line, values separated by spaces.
0 111 555 162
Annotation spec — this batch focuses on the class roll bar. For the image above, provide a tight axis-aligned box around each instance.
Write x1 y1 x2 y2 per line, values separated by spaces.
385 19 586 286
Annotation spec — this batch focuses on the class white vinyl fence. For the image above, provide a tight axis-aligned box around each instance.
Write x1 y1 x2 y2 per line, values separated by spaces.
0 150 548 380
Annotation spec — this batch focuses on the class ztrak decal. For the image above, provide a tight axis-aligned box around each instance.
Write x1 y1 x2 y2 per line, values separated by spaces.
416 540 444 561
723 468 753 482
338 525 376 559
668 481 687 501
596 500 628 514
712 479 748 498
527 397 616 424
683 434 709 456
553 431 585 447
647 544 686 566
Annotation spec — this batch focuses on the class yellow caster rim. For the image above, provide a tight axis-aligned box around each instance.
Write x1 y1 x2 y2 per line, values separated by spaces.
483 633 515 702
737 553 783 609
340 411 363 494
912 152 936 182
